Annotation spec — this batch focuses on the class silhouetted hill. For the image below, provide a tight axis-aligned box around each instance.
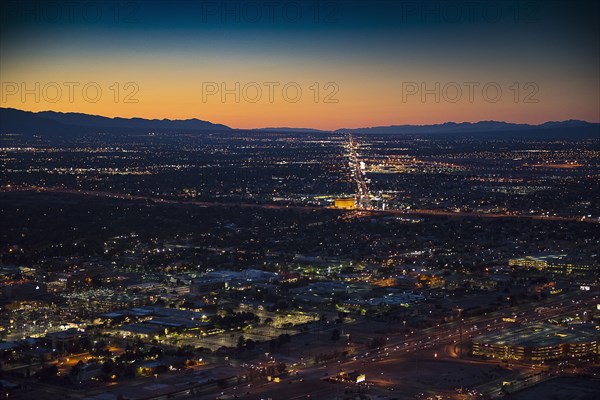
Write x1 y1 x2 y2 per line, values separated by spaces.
336 120 598 135
0 108 231 135
1 108 597 138
0 108 75 135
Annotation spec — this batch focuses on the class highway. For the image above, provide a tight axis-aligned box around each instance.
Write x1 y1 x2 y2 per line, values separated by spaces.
2 186 596 224
346 134 371 209
199 291 598 400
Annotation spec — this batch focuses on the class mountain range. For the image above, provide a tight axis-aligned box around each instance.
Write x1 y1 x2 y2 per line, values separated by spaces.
0 108 230 135
1 107 598 137
335 120 597 134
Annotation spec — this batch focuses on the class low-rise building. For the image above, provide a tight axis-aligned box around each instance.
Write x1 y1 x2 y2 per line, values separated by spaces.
509 254 595 279
472 324 599 362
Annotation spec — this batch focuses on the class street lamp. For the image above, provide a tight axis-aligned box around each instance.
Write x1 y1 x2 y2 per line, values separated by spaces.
457 308 464 358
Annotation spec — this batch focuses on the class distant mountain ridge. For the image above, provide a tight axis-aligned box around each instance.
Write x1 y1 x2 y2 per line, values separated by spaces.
37 110 231 131
1 108 598 137
335 120 597 134
0 108 231 135
253 127 329 133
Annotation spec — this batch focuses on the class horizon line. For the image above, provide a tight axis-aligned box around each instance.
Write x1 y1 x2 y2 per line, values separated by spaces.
2 106 599 132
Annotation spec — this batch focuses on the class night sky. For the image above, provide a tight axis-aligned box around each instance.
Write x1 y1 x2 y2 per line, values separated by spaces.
1 0 598 129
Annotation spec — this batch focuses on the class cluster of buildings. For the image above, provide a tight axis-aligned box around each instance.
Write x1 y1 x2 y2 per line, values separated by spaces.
100 306 213 339
509 254 596 282
472 324 599 362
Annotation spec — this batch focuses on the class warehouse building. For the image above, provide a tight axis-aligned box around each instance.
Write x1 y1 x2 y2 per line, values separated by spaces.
472 324 598 362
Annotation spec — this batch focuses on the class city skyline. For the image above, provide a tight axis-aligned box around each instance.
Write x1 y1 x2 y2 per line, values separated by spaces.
1 1 599 400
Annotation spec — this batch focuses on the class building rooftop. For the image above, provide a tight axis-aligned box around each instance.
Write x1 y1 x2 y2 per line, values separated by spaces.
473 324 598 347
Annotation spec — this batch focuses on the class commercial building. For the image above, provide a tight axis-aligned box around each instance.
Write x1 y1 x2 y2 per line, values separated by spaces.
472 324 599 362
46 328 89 352
190 278 227 295
508 254 595 277
334 197 356 209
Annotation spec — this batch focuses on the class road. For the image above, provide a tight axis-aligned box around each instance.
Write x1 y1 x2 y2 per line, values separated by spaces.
197 291 599 400
2 186 596 224
347 134 371 209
